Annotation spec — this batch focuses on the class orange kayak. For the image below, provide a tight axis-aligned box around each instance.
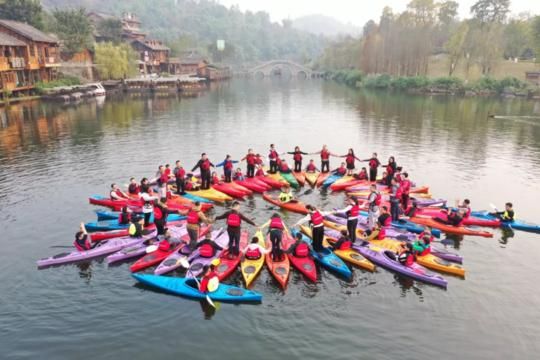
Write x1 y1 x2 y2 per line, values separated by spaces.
304 171 320 187
410 216 493 237
292 171 306 186
265 238 290 289
316 172 331 187
262 193 308 214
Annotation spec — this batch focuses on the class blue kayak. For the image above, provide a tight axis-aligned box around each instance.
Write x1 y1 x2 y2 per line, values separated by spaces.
95 210 185 222
132 274 262 303
321 173 342 189
181 193 214 204
472 211 540 233
85 220 128 232
357 210 441 238
293 230 352 279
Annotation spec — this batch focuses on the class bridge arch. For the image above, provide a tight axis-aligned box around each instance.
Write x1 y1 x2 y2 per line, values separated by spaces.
249 60 313 79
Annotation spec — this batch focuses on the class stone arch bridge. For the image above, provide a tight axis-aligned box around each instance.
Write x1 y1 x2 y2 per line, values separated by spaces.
249 60 320 78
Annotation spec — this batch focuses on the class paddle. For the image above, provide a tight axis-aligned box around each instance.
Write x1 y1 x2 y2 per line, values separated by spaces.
145 244 158 253
179 257 215 308
489 203 499 212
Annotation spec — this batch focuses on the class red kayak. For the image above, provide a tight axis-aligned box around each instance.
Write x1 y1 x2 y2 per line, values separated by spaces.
130 225 210 272
415 208 501 227
235 178 270 193
256 175 286 189
89 195 212 212
262 193 308 214
330 179 370 192
216 231 248 281
284 233 317 282
90 220 185 242
212 183 248 199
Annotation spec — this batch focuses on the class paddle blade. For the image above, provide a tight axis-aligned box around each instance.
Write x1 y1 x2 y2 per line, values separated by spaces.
179 256 190 268
145 245 158 253
206 295 216 308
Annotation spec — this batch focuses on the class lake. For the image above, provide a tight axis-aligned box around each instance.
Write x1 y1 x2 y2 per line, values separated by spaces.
1 79 539 359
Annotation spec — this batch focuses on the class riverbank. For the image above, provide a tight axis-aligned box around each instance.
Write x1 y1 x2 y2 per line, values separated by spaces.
327 70 540 99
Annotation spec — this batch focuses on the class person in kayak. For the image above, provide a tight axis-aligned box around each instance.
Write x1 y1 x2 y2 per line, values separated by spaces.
389 177 401 222
216 155 238 183
363 153 381 182
184 174 201 191
140 188 158 227
260 213 289 261
378 206 392 227
335 197 361 243
286 146 308 172
243 236 269 260
110 183 128 200
364 221 386 241
404 201 419 218
279 159 292 174
491 202 515 222
305 159 319 173
330 230 353 251
128 178 140 196
384 156 397 186
255 165 266 177
400 172 412 208
278 186 296 203
191 153 214 190
367 183 382 229
332 162 347 176
74 223 97 251
286 232 312 257
355 167 368 180
241 148 257 178
128 216 145 237
199 263 219 293
118 206 132 225
268 144 280 174
394 167 403 183
173 161 186 195
339 148 361 176
311 144 335 173
255 153 264 166
210 172 221 185
214 201 257 258
435 208 466 226
140 177 152 195
186 202 212 250
233 168 245 181
195 232 224 258
455 199 471 218
295 205 332 252
397 242 415 266
413 230 433 256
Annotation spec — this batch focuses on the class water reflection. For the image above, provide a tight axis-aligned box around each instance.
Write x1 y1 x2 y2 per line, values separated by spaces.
499 227 515 246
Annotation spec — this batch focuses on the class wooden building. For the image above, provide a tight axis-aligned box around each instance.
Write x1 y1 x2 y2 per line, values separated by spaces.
0 19 60 95
88 12 147 42
131 39 170 75
198 64 231 81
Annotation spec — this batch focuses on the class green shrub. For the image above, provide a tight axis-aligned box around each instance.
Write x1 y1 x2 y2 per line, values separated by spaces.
362 74 392 89
431 76 463 90
35 75 81 94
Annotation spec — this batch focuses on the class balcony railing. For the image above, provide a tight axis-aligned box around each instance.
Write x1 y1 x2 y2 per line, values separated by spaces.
9 57 26 68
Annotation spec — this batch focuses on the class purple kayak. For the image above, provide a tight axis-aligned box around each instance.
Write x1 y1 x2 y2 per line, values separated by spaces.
38 236 144 268
185 230 230 278
411 197 447 207
154 229 224 275
325 214 463 264
353 243 448 288
107 226 188 265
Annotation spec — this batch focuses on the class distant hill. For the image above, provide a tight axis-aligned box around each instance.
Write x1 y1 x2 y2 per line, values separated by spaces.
292 14 361 37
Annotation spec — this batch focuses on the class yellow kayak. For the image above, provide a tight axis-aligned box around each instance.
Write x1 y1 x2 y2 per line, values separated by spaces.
368 238 465 277
241 231 266 287
323 220 365 238
186 188 232 203
300 225 375 272
304 171 320 187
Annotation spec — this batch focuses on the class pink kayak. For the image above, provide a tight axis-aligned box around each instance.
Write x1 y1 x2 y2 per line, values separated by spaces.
415 208 501 227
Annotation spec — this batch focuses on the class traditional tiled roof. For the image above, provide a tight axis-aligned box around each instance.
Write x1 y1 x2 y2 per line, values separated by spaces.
132 39 169 51
0 32 26 46
0 19 58 43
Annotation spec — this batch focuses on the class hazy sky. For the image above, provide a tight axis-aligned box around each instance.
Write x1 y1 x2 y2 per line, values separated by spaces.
218 0 540 26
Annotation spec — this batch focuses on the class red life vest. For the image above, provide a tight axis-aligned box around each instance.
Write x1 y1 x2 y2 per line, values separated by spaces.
339 240 352 250
159 172 169 185
369 158 378 168
199 271 217 292
419 247 431 256
118 212 131 224
386 164 394 175
293 152 302 162
201 159 211 170
111 189 124 200
358 171 367 180
255 168 264 176
345 154 355 165
280 163 290 172
199 243 214 258
187 210 199 225
158 240 171 251
377 227 386 240
348 204 359 218
321 149 330 160
372 191 382 206
246 154 256 165
379 213 392 227
245 247 261 259
311 211 324 226
211 175 220 184
154 206 164 220
128 183 140 195
269 150 279 161
224 160 234 170
174 167 185 179
306 163 316 171
395 185 404 199
255 157 263 165
336 167 346 175
270 217 284 230
74 234 91 252
227 212 241 227
404 253 414 266
395 174 403 183
295 242 309 257
401 179 411 194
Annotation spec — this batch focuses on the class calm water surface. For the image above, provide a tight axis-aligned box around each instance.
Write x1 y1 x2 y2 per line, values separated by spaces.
1 80 540 359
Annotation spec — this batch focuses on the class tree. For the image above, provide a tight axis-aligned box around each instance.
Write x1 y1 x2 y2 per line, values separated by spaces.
502 18 532 59
97 18 123 44
363 20 377 37
445 22 469 75
470 0 510 24
438 1 459 25
95 42 137 79
533 16 540 62
0 0 43 29
53 8 93 55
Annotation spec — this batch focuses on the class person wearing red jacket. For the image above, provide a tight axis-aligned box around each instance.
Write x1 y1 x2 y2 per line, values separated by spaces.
173 161 186 195
363 153 381 182
191 153 214 190
311 144 336 173
242 148 257 178
214 201 257 258
286 146 308 172
400 172 412 208
268 144 280 174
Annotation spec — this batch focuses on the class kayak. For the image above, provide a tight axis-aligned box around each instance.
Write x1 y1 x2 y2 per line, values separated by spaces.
256 175 287 189
346 184 430 195
130 241 185 273
265 237 290 289
169 193 213 209
265 171 289 187
415 208 501 227
304 171 320 187
89 220 184 242
293 230 352 279
95 210 185 222
283 233 317 282
212 182 248 199
390 218 442 238
176 192 214 204
292 171 306 186
315 172 331 187
235 178 269 193
262 192 308 214
90 194 212 212
37 236 146 268
472 211 540 233
410 216 493 237
152 226 214 275
366 238 465 277
330 177 366 192
132 274 262 303
106 225 188 265
241 231 266 287
321 173 343 189
185 230 231 278
280 172 299 189
186 188 232 203
85 220 130 232
354 243 448 288
216 231 249 281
